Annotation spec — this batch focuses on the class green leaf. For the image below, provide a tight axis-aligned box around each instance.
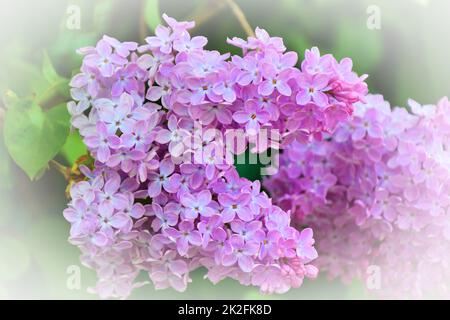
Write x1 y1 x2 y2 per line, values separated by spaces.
49 31 97 71
144 0 161 32
4 101 70 180
42 51 62 85
38 51 70 101
60 131 87 165
0 57 47 98
0 44 69 103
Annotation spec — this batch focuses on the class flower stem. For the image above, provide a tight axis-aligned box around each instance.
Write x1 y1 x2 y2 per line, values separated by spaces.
50 159 71 180
225 0 255 38
187 1 227 29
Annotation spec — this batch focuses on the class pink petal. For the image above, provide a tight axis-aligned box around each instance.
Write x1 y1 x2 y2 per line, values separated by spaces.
258 80 275 96
97 146 111 163
238 256 254 272
109 214 130 228
276 81 292 96
148 181 162 197
188 231 203 246
160 158 175 175
198 190 212 206
237 207 253 222
232 111 250 124
296 90 311 105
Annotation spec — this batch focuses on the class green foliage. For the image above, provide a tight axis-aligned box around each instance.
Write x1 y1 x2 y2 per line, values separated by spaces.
1 48 71 180
145 0 162 31
42 51 63 85
3 101 70 180
38 51 70 103
49 30 97 73
60 131 88 166
0 44 48 98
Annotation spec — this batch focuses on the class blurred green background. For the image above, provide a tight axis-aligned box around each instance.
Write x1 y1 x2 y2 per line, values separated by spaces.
0 0 449 299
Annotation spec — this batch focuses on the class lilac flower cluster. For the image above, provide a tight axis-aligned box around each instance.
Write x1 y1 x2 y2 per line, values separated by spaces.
63 14 370 298
264 94 450 298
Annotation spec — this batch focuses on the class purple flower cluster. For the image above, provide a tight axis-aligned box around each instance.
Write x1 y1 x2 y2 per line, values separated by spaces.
264 95 450 298
63 14 371 298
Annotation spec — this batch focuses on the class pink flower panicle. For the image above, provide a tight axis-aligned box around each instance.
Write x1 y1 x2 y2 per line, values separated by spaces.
264 94 450 298
62 14 371 298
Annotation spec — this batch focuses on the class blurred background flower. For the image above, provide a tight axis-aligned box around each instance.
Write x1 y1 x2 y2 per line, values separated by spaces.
0 0 449 299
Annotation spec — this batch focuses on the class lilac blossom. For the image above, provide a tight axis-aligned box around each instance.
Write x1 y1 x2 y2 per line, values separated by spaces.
265 94 450 298
232 100 270 135
180 190 215 219
147 158 180 197
63 13 373 298
84 122 121 163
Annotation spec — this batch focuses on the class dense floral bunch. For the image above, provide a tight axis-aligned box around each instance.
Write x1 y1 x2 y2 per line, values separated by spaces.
63 14 367 298
226 32 368 145
264 94 450 297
